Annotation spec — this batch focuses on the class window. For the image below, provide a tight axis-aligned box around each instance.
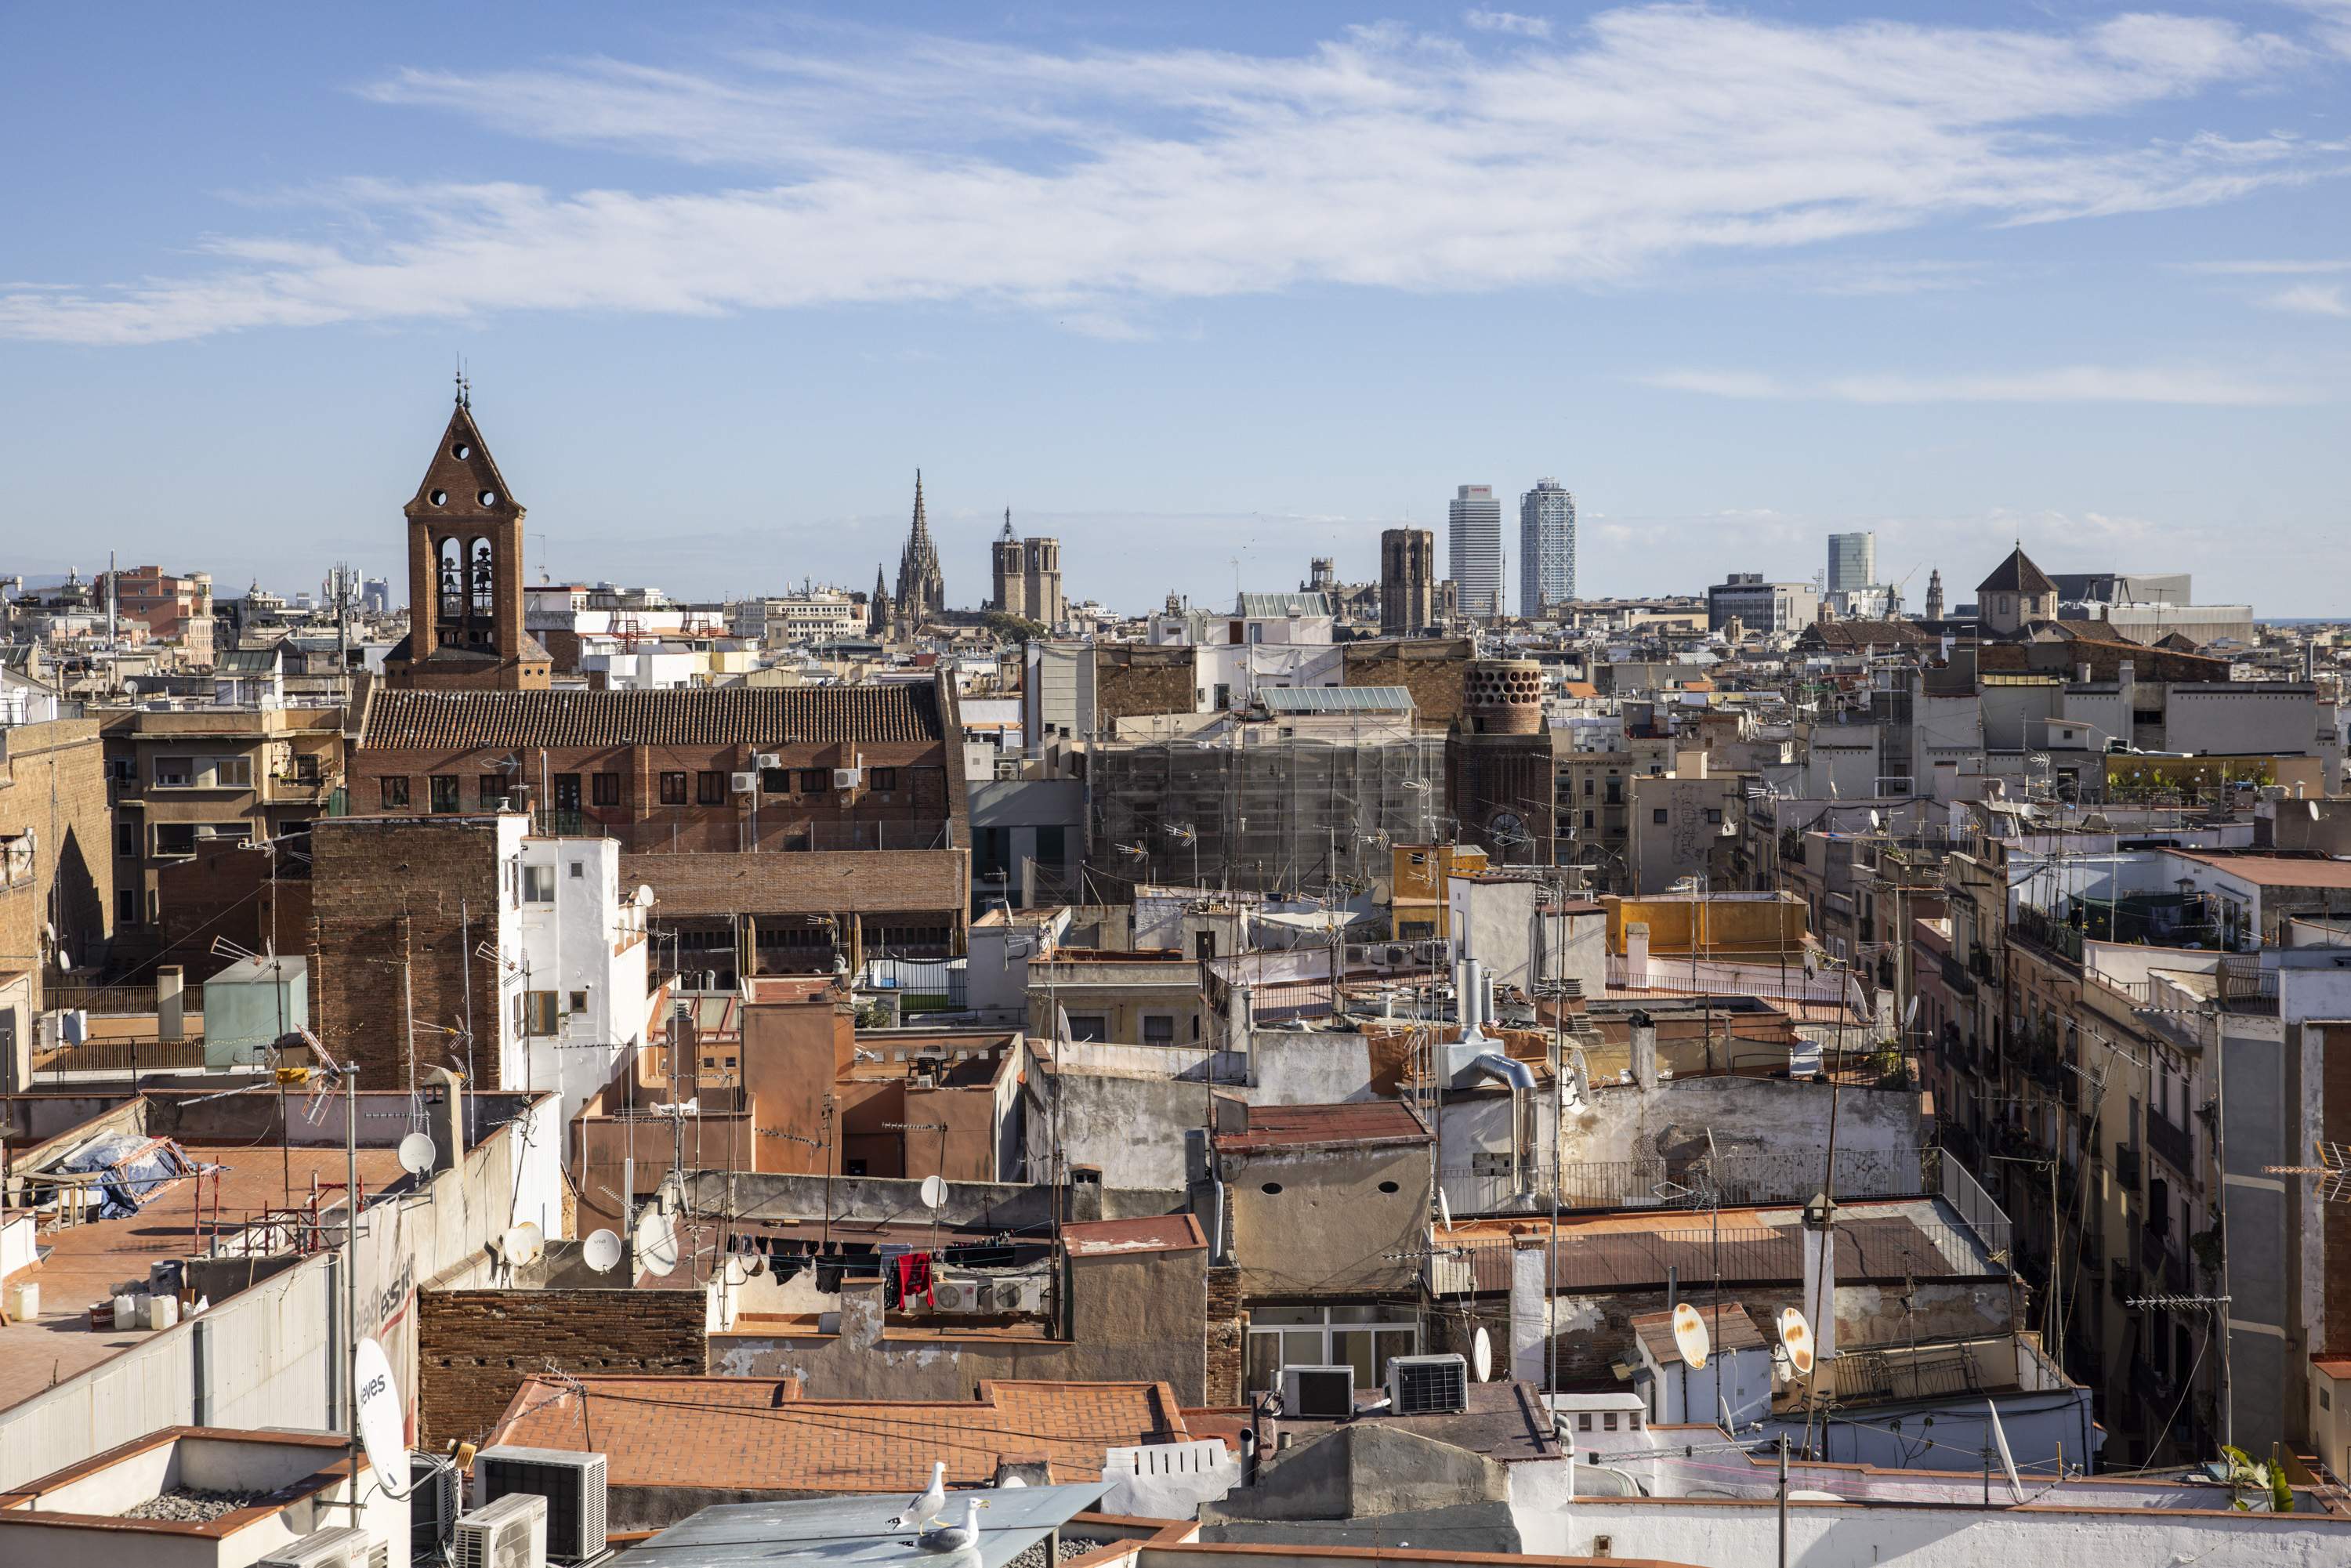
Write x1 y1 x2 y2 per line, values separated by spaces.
1605 777 1622 805
519 990 557 1036
116 820 139 857
292 753 320 784
1143 1015 1176 1045
1244 1304 1419 1394
1578 1414 1593 1432
567 989 588 1014
659 771 688 806
697 770 728 805
1584 777 1595 797
1065 1014 1109 1042
522 864 556 903
430 774 460 813
591 771 621 807
104 757 136 784
1704 808 1723 824
760 766 790 794
568 860 585 879
799 768 827 794
155 823 197 857
1603 1412 1619 1431
155 756 194 788
1653 808 1669 824
380 776 411 809
117 888 138 925
870 766 899 792
480 773 507 807
212 755 253 788
1584 810 1595 830
552 773 581 811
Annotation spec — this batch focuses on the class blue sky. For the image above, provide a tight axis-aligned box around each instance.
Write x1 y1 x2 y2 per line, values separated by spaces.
3 2 2347 614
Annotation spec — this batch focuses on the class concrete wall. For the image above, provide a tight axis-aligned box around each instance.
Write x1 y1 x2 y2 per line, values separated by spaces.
1223 1140 1431 1300
1560 1076 1920 1171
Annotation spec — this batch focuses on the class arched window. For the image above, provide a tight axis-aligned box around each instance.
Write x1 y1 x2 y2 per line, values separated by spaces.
438 538 464 621
470 539 495 619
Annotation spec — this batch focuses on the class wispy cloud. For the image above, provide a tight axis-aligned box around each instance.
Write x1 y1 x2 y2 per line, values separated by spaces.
2266 282 2351 315
0 5 2339 344
2179 258 2351 275
1465 9 1553 38
1640 364 2313 404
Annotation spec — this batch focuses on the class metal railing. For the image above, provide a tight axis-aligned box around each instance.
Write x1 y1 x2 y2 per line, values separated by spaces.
1937 1147 2016 1266
2146 1111 2195 1176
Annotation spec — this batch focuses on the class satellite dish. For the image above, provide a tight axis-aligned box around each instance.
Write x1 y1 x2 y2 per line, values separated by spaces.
1867 809 1882 832
56 950 70 972
1437 1190 1454 1233
500 1222 544 1269
1672 1302 1711 1371
397 1132 437 1176
2313 801 2324 822
1777 1307 1816 1377
636 1209 679 1276
1902 995 1920 1027
583 1229 623 1273
1472 1326 1493 1383
353 1338 406 1491
636 883 656 908
919 1174 947 1209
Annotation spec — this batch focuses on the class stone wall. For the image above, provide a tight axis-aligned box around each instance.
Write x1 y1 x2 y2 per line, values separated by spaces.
1207 1264 1245 1406
1343 639 1473 730
417 1287 708 1447
1096 647 1200 722
0 718 114 1013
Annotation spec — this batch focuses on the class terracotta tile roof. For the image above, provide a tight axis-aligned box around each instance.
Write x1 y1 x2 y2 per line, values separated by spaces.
2169 852 2351 889
1216 1100 1430 1153
487 1375 1187 1493
1631 1302 1770 1367
360 684 944 751
1062 1215 1206 1257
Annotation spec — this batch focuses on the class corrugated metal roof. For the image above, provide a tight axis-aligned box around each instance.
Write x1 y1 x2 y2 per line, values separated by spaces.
1257 684 1415 714
1237 592 1335 617
625 1482 1110 1567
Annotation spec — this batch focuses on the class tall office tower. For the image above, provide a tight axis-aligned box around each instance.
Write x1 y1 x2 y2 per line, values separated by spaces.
1519 478 1576 617
1379 527 1435 636
1828 531 1876 595
1448 485 1502 620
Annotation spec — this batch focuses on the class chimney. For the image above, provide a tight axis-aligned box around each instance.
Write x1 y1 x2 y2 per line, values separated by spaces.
424 1065 464 1175
1629 1009 1657 1090
1801 1193 1838 1363
1625 922 1651 987
1509 1237 1549 1381
157 966 184 1042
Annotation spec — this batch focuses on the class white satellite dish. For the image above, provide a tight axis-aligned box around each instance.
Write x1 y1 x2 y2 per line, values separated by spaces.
1902 994 1920 1028
1867 809 1882 832
353 1338 407 1492
1672 1302 1711 1371
636 883 656 908
1437 1190 1454 1233
1471 1326 1493 1383
1986 1400 2023 1501
582 1229 623 1273
500 1221 544 1269
397 1132 437 1176
1777 1307 1816 1377
919 1174 947 1210
636 1209 680 1276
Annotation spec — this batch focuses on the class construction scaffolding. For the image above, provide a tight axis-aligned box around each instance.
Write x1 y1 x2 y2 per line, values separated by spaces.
1087 735 1447 897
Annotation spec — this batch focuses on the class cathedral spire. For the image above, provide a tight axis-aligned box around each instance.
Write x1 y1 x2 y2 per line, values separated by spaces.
1000 506 1016 541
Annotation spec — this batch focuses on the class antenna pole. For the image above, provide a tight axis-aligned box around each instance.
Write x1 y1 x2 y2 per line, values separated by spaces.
343 1055 360 1505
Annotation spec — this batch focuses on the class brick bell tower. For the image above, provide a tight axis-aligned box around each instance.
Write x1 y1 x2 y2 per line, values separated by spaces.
383 379 550 690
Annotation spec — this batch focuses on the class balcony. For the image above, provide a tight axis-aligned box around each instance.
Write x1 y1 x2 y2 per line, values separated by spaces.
1938 950 1978 998
2141 1226 2190 1295
2146 1112 2194 1176
2114 1143 2143 1193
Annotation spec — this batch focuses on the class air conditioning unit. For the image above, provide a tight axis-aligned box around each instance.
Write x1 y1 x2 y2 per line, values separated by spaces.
754 752 781 770
454 1491 548 1568
832 767 862 791
474 1447 604 1563
980 1274 1051 1314
730 771 758 794
1387 1353 1471 1415
929 1276 988 1313
1281 1365 1355 1419
411 1453 462 1559
258 1527 376 1568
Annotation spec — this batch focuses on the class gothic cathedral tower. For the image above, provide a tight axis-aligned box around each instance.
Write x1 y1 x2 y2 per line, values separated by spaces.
383 386 551 690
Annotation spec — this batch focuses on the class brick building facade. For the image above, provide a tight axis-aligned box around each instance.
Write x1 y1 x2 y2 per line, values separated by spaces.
416 1284 708 1446
382 393 552 692
0 717 115 1037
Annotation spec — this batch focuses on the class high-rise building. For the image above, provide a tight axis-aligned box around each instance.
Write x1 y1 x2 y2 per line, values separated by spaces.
1519 479 1575 617
1828 531 1876 595
1379 528 1434 636
1447 485 1502 620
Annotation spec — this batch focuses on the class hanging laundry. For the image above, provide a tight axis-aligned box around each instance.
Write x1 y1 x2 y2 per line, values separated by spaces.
895 1251 935 1309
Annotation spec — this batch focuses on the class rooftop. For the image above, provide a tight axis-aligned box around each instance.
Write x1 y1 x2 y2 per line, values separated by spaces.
1256 686 1415 715
1631 1301 1770 1367
359 683 945 750
2169 850 2351 889
1215 1100 1431 1153
487 1377 1190 1494
1061 1215 1206 1258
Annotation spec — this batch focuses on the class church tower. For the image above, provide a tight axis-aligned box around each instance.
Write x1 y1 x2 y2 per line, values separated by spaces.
384 382 550 690
870 564 894 639
991 509 1023 615
893 471 946 630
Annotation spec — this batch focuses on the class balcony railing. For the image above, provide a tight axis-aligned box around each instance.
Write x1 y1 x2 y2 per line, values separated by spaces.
2146 1112 2195 1176
2114 1143 2143 1193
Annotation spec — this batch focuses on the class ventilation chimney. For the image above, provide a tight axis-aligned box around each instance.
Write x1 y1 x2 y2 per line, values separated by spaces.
1628 1009 1657 1089
157 966 185 1043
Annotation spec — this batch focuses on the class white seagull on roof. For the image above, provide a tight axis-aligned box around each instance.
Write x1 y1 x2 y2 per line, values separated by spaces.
918 1497 980 1553
889 1460 948 1532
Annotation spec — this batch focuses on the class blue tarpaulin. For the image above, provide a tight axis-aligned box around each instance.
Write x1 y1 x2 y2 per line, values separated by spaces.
60 1132 197 1219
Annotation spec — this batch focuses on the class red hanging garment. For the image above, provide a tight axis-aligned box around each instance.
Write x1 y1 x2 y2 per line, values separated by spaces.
896 1251 935 1308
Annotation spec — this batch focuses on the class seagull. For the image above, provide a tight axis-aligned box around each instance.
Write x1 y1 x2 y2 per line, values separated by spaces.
889 1461 947 1532
918 1498 980 1554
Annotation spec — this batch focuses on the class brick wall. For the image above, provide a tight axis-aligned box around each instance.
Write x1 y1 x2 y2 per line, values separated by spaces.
1206 1265 1244 1406
1096 647 1200 721
418 1287 709 1446
309 817 503 1090
0 718 114 1013
1343 639 1473 729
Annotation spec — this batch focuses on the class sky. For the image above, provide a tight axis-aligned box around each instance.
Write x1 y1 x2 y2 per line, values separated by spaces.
3 2 2348 615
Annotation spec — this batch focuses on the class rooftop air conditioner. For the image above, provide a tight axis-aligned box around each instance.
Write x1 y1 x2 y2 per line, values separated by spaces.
476 1447 604 1563
454 1490 549 1568
257 1527 376 1568
929 1276 988 1313
1387 1353 1471 1415
1280 1364 1356 1420
832 766 862 791
730 771 757 794
983 1274 1051 1315
754 752 781 770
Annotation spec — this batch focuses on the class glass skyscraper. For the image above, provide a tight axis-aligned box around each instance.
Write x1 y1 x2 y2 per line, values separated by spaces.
1448 484 1502 620
1519 478 1575 617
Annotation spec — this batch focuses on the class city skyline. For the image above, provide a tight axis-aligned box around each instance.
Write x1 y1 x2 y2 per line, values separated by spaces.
3 2 2347 614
